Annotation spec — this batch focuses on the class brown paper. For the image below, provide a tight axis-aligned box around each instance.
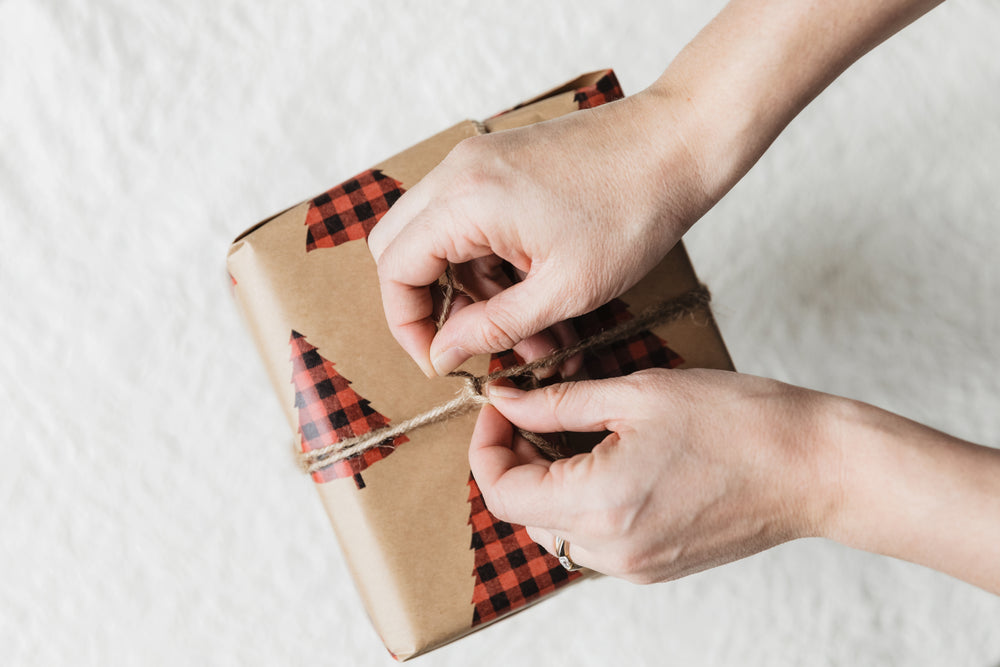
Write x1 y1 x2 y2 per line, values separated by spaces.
226 70 733 660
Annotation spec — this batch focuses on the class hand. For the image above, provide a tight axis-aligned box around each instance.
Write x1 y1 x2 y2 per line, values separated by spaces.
366 0 946 380
367 90 716 377
472 369 1000 592
470 369 840 583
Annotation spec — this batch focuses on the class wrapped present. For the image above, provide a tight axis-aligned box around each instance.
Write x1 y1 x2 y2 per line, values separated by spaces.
226 70 733 660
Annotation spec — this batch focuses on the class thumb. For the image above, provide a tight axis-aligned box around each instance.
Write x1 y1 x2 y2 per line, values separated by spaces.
429 269 572 375
486 378 630 434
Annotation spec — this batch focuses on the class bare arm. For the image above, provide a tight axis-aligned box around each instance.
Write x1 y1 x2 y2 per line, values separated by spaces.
370 0 945 377
829 396 1000 592
473 371 1000 594
650 0 946 206
372 0 1000 592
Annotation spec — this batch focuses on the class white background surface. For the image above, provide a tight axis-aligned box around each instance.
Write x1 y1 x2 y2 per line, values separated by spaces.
2 1 999 665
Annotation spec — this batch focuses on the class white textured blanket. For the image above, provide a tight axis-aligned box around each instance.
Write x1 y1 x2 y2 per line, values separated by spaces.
2 1 998 665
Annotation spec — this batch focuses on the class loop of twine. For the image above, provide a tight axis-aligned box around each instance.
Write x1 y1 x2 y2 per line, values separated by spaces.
299 278 712 474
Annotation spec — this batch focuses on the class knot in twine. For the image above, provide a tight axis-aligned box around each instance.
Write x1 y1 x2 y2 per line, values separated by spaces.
299 274 712 475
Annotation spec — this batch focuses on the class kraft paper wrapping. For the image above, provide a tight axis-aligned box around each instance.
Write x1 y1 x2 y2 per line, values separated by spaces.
226 70 733 660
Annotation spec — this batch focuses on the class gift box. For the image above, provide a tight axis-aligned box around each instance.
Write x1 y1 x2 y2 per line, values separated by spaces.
226 70 733 660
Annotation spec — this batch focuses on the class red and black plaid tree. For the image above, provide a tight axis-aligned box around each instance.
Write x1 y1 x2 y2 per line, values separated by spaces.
467 468 579 626
573 71 624 110
489 69 623 120
289 330 408 488
304 168 405 252
466 296 681 626
572 296 683 377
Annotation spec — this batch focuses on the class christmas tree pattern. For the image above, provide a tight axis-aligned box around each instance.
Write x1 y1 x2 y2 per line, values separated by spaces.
289 330 408 488
304 169 405 251
467 296 681 626
571 296 683 377
467 465 579 626
573 71 624 110
488 69 624 120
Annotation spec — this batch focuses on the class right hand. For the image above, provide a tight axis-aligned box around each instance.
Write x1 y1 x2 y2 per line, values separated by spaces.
469 369 842 584
367 87 719 377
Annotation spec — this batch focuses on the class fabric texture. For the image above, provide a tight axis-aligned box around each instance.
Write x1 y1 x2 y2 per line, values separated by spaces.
4 2 1000 665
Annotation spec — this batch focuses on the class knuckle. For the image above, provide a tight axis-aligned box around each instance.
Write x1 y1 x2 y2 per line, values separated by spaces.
591 503 635 543
623 369 675 413
545 382 576 422
608 548 654 584
450 170 492 204
604 505 632 536
545 378 610 430
367 226 385 257
626 368 668 392
447 135 489 164
443 137 513 200
622 570 659 586
425 210 464 258
478 300 522 352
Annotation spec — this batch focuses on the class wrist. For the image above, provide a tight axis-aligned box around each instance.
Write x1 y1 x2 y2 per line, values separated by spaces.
584 89 719 254
774 389 852 542
640 71 768 208
818 397 1000 592
641 0 945 209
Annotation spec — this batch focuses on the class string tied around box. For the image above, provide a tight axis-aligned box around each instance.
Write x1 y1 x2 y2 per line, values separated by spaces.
299 269 711 474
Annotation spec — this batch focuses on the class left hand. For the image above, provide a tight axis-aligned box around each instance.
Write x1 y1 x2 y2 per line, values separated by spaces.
470 369 842 583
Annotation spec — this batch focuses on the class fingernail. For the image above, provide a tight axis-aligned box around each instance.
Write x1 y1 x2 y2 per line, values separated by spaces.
488 384 524 400
431 346 470 376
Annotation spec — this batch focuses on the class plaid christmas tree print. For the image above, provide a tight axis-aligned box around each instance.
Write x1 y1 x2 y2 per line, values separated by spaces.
289 331 408 488
468 470 579 626
304 169 405 251
571 297 684 378
489 69 625 119
467 296 681 626
467 352 580 627
573 71 624 110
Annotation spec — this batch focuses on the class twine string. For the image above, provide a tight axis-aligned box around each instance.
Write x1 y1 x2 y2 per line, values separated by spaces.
299 279 711 474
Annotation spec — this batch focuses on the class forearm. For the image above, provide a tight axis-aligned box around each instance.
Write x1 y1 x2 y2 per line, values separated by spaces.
641 0 944 203
823 398 1000 593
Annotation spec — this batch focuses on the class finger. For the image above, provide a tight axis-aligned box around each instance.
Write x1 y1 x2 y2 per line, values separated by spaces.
431 286 473 326
378 278 438 377
430 269 572 375
454 257 562 379
469 404 564 528
525 527 554 552
366 178 434 264
525 527 556 554
491 377 556 466
510 425 553 467
512 333 562 380
376 210 495 376
503 264 585 378
486 378 629 433
451 256 511 304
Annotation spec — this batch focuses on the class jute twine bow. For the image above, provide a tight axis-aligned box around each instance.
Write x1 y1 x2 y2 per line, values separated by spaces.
299 271 711 474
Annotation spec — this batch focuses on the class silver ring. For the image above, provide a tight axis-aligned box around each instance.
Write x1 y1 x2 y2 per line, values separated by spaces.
555 536 582 571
